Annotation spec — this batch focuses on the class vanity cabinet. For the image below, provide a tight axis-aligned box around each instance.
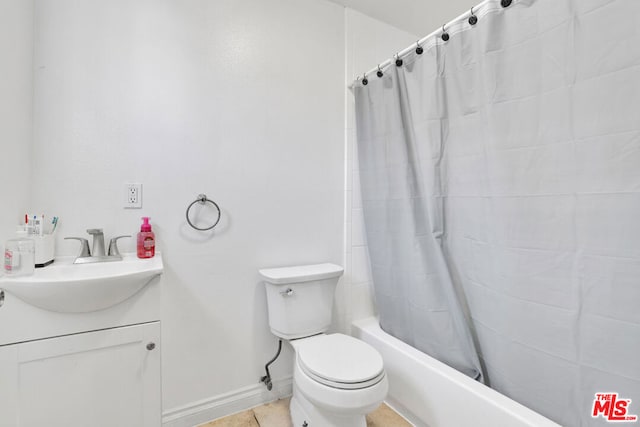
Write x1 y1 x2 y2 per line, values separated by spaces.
0 254 163 427
0 321 161 427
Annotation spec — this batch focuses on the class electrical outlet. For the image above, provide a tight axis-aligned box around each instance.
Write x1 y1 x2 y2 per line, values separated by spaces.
124 183 142 209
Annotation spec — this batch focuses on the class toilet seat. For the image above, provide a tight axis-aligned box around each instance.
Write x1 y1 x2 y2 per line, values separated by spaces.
295 334 385 390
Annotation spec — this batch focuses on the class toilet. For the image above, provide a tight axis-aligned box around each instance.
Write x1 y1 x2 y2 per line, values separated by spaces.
259 263 388 427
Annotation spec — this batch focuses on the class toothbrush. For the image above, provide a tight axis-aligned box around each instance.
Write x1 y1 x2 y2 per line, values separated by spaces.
40 214 44 237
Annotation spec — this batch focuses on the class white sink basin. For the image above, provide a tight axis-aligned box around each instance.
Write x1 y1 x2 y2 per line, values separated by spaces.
0 253 163 313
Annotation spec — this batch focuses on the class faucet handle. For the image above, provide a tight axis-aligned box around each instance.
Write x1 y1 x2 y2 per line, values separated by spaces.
64 237 91 258
108 235 131 257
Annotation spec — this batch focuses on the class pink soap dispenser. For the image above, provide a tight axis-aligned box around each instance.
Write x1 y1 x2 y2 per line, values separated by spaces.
137 217 155 259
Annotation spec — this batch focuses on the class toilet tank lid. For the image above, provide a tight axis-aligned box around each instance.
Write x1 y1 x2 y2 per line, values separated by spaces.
259 263 343 285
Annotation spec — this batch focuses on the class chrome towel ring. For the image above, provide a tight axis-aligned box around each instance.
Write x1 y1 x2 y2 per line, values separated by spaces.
186 194 221 231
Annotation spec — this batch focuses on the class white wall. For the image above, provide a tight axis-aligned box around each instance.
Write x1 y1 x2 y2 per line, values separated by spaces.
340 9 417 332
328 0 480 39
0 0 33 247
31 0 345 422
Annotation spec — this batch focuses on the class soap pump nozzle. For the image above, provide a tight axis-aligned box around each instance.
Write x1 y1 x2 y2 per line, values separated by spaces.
141 217 152 232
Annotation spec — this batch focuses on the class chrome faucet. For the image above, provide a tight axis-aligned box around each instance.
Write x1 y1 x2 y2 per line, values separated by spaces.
65 229 130 264
87 229 105 257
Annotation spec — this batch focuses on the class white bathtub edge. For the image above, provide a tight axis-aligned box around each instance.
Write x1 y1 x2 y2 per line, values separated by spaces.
353 317 561 427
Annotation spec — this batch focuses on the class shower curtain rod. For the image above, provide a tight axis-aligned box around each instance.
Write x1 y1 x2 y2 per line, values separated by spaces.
351 0 515 86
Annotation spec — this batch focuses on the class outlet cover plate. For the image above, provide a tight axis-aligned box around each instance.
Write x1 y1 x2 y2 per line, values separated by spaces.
124 183 142 209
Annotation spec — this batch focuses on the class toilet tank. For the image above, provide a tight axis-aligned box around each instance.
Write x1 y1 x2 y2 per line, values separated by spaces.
259 263 344 340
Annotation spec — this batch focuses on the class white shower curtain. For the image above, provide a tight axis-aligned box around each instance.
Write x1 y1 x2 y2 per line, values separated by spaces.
354 0 640 425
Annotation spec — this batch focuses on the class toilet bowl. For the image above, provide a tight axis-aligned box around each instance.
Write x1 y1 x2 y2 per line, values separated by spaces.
259 264 388 427
289 333 388 427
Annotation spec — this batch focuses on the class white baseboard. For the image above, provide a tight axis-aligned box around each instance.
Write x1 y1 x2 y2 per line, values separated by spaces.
162 377 293 427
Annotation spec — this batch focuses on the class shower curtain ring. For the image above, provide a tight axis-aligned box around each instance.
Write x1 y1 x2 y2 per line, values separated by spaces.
376 65 384 78
415 41 424 55
469 7 478 25
362 73 368 86
441 24 450 42
395 53 403 67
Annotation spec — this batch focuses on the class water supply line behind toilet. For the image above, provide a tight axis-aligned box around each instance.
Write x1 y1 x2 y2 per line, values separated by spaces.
260 339 283 391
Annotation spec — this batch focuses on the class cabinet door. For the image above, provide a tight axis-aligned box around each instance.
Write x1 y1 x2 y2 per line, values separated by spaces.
0 322 160 427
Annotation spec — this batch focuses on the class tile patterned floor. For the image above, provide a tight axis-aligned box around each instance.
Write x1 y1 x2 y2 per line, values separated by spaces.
198 398 412 427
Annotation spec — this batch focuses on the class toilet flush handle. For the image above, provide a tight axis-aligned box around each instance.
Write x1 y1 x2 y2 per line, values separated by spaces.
280 288 294 297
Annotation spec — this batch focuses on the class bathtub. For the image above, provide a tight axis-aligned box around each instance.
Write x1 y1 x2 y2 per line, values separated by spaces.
353 317 560 427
